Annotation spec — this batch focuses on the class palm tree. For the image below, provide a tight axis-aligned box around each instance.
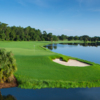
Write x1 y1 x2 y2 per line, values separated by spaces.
0 49 17 83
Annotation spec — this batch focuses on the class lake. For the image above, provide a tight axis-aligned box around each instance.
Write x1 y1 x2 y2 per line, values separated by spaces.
1 43 100 100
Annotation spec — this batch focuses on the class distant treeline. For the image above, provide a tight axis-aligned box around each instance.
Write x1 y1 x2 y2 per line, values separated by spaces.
0 22 100 42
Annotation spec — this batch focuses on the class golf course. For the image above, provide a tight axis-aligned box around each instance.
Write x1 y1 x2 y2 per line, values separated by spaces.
0 41 100 89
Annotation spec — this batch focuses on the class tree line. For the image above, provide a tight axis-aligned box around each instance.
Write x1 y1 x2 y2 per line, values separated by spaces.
0 22 100 42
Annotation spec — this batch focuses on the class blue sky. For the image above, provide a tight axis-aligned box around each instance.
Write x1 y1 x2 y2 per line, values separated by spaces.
0 0 100 36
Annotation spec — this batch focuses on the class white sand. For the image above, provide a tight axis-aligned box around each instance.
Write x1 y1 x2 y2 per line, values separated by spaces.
53 59 90 67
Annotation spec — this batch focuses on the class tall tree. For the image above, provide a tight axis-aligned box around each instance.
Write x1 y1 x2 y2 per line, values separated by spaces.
74 36 79 40
1 30 6 41
60 34 66 40
47 33 53 41
43 31 48 41
68 36 74 41
5 26 11 40
52 35 58 41
9 30 16 41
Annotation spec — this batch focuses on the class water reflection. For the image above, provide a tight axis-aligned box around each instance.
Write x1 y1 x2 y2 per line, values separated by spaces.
1 87 100 100
45 42 100 50
44 44 57 50
59 42 100 47
0 91 16 100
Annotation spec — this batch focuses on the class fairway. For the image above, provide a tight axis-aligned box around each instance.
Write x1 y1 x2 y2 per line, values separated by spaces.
0 41 100 89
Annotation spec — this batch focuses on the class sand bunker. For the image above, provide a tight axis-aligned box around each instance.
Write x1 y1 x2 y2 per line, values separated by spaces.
53 59 90 67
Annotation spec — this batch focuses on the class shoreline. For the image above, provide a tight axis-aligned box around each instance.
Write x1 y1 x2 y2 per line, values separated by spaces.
0 76 18 89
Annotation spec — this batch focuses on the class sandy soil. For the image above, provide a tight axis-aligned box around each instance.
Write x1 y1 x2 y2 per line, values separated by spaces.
53 59 90 67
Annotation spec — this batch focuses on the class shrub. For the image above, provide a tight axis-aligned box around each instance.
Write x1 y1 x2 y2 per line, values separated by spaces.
0 48 17 83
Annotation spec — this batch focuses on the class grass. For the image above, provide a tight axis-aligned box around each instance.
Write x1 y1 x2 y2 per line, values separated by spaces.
0 40 100 89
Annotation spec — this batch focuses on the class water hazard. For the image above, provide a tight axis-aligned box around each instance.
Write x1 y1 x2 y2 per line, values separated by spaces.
1 87 100 100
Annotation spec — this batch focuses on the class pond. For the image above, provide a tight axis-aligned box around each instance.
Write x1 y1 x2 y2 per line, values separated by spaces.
45 43 100 64
1 42 100 100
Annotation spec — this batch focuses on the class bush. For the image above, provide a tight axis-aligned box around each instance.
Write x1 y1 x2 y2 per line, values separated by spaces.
0 48 17 83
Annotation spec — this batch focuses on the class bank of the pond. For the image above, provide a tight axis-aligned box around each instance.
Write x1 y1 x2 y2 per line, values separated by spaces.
0 76 18 89
0 41 100 89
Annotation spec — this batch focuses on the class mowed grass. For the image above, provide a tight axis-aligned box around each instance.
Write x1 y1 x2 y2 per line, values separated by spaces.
14 55 100 81
0 41 100 89
0 41 55 56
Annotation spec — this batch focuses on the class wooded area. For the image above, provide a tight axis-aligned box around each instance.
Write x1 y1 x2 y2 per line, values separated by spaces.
0 22 100 42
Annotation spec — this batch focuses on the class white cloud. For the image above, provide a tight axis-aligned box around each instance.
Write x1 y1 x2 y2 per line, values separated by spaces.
93 9 100 12
89 9 100 12
16 0 27 6
77 0 100 6
77 0 83 7
15 0 43 6
28 0 48 7
15 0 27 6
15 0 57 7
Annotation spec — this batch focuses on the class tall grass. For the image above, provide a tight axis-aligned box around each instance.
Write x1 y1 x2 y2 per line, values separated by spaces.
15 74 100 89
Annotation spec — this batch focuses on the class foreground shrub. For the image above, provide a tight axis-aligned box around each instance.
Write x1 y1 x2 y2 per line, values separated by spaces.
0 49 17 83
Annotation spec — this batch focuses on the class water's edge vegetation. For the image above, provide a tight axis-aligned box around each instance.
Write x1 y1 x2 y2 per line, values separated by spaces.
0 41 100 89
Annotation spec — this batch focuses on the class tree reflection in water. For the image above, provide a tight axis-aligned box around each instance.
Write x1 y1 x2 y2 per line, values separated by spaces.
45 44 57 50
59 42 100 47
0 91 16 100
45 42 100 50
46 43 100 51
